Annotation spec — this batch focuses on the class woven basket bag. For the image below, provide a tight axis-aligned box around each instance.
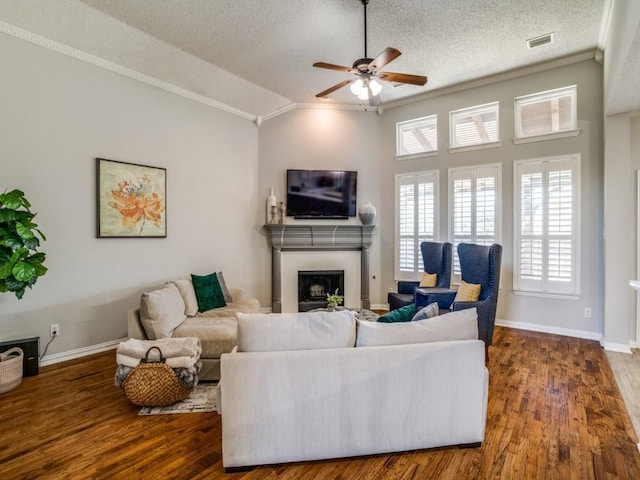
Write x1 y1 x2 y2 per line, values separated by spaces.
0 347 24 394
123 346 190 407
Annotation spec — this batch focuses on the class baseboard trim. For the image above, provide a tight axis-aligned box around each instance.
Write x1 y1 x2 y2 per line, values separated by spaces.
40 338 126 367
601 341 633 354
495 319 603 342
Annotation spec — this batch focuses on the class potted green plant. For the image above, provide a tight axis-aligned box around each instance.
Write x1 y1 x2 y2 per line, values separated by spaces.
0 189 47 299
326 288 344 311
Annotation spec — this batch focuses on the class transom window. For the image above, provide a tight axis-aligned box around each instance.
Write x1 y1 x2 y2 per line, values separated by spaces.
514 154 581 296
449 102 499 148
396 115 438 156
395 170 439 280
514 85 577 139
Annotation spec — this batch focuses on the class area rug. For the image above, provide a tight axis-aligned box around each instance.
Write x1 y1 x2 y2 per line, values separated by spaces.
138 383 217 415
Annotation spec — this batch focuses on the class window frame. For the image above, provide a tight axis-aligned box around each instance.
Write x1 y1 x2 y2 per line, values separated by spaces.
448 163 502 283
514 85 579 143
396 115 438 159
513 154 581 298
394 169 440 281
449 101 500 151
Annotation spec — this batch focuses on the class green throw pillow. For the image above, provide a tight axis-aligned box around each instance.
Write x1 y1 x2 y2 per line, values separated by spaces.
378 304 415 323
191 272 227 312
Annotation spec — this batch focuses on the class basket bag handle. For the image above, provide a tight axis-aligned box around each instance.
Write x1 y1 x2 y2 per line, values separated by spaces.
0 347 23 362
140 346 165 364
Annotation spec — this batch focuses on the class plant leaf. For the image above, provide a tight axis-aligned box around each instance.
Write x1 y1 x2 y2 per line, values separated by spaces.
0 260 13 279
33 263 47 276
0 190 24 210
28 252 46 263
16 222 35 240
0 209 16 223
12 261 36 282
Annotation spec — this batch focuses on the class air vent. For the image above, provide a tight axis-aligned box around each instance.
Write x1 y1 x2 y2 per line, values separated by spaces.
527 33 554 49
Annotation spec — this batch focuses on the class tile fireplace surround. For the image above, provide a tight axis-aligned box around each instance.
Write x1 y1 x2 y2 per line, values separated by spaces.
263 224 375 313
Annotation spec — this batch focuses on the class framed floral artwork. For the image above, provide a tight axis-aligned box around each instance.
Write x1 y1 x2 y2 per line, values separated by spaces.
96 158 167 238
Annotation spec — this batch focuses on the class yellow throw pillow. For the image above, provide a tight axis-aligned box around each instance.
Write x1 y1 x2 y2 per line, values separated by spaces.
454 280 481 303
419 272 437 288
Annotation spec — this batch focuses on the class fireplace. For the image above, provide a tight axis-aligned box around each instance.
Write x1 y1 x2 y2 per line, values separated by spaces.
298 270 344 312
263 224 375 313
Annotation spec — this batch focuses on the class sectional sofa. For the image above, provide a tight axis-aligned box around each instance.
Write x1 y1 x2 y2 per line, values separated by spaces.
127 278 260 381
217 308 488 470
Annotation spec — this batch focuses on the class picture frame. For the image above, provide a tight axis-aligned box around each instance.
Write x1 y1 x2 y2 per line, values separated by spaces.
96 158 167 238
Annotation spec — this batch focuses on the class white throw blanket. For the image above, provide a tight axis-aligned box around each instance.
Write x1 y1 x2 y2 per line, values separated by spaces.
117 337 201 369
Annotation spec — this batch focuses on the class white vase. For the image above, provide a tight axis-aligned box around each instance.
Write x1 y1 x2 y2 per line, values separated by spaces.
266 187 277 224
359 202 377 225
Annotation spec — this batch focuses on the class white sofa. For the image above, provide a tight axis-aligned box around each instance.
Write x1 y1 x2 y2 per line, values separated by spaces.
217 309 489 470
127 279 260 381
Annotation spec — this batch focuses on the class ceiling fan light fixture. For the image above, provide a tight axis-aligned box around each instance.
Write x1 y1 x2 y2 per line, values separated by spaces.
369 78 382 96
351 77 382 100
350 78 364 95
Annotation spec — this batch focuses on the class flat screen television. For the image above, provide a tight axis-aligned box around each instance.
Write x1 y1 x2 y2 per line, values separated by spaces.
286 169 357 219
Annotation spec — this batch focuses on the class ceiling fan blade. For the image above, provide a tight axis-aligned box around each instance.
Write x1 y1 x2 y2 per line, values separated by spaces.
313 62 358 73
377 71 428 86
368 47 401 72
315 79 354 98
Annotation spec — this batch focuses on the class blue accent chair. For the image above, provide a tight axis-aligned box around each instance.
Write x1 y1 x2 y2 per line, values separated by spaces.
415 243 502 348
387 241 452 311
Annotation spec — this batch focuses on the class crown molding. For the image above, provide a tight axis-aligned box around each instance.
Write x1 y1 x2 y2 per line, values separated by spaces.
0 21 257 121
261 101 379 122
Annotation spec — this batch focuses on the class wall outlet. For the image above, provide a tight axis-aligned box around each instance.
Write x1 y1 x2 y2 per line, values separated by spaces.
50 323 60 337
584 308 592 319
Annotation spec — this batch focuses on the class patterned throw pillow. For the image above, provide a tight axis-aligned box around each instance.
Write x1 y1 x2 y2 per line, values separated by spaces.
419 272 437 288
378 304 415 323
191 272 227 312
411 302 439 321
454 280 481 303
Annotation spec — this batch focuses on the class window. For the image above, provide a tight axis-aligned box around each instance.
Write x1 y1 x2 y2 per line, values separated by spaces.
448 164 501 278
514 85 577 140
395 170 439 280
449 102 499 149
514 154 580 296
396 115 438 157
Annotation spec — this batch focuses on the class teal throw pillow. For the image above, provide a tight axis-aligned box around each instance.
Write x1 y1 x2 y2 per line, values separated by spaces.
378 304 415 323
191 272 227 312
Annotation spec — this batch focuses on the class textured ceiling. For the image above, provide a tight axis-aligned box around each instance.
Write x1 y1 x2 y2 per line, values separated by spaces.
0 0 620 117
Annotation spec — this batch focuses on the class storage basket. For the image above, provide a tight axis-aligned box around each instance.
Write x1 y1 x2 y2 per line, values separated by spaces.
0 347 24 394
123 346 190 406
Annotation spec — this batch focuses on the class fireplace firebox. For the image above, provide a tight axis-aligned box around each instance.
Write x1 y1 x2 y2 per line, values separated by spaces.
298 270 344 312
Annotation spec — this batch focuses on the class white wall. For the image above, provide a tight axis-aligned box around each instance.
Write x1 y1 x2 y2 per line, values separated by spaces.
0 33 261 357
257 108 383 308
379 60 604 338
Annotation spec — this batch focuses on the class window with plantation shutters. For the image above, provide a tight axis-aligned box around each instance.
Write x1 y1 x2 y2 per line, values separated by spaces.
449 102 499 149
514 155 580 296
448 164 501 280
515 85 577 141
396 115 438 157
395 171 439 280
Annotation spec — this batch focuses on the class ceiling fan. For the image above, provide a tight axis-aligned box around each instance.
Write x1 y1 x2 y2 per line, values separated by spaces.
313 0 428 106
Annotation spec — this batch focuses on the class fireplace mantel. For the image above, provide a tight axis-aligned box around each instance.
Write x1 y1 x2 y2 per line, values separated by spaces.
264 224 375 312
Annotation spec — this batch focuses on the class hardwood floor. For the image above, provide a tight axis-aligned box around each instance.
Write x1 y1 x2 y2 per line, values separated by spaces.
1 327 639 479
